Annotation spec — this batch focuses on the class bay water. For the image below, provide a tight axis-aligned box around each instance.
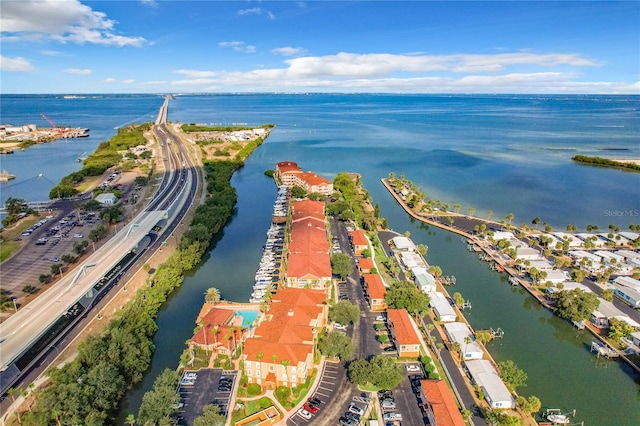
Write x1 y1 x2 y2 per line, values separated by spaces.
1 94 639 424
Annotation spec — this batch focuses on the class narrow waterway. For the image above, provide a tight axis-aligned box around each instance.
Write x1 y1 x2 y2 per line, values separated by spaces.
381 204 640 425
116 162 277 421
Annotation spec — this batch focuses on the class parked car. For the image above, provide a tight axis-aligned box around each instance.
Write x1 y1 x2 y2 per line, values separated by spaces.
49 257 61 262
344 411 361 423
383 412 402 421
303 403 318 414
307 397 321 406
297 408 313 420
381 398 396 410
348 402 364 416
334 323 347 331
339 418 358 426
406 364 422 372
375 315 385 322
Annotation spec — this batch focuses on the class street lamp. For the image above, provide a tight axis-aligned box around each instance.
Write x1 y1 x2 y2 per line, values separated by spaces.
12 298 18 312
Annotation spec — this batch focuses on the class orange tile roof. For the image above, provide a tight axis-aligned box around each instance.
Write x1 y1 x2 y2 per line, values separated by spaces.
300 171 332 187
358 258 375 270
198 307 235 327
420 380 465 426
349 230 368 247
271 287 327 307
192 324 242 348
364 274 386 300
276 161 301 173
388 309 421 345
244 340 313 365
292 200 325 221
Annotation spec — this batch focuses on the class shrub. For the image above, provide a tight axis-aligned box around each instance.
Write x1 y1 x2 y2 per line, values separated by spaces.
247 383 262 396
258 397 272 409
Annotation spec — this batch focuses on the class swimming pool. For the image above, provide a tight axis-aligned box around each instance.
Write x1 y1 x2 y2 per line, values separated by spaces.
234 310 259 327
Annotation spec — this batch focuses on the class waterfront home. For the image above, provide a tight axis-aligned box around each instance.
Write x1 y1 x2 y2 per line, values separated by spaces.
411 267 437 294
430 292 458 322
515 247 543 262
286 200 332 289
419 380 466 426
242 288 327 390
464 359 515 409
274 161 333 195
552 232 584 248
349 229 369 255
610 276 640 308
567 250 603 271
590 298 628 327
400 251 426 269
190 307 247 357
598 232 629 247
615 249 640 264
387 309 422 357
443 322 484 360
363 273 387 311
546 282 592 297
95 192 117 205
541 269 570 285
391 235 416 252
575 233 608 248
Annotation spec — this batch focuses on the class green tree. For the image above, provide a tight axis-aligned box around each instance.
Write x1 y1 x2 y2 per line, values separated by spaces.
347 355 403 390
554 288 600 323
428 265 442 277
516 395 542 415
385 280 430 316
452 292 465 307
138 369 181 425
125 413 136 425
497 360 528 392
318 330 354 360
329 300 360 325
291 185 307 198
193 404 226 426
600 288 614 302
331 253 354 279
608 317 635 344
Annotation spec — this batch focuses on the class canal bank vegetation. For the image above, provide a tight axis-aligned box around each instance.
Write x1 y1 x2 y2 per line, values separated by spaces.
17 159 248 425
572 155 640 172
48 123 152 199
180 123 274 162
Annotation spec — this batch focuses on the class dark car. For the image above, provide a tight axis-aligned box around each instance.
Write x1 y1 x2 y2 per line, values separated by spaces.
307 397 321 406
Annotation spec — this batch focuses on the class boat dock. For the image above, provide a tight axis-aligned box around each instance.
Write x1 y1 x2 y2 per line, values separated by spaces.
590 341 620 358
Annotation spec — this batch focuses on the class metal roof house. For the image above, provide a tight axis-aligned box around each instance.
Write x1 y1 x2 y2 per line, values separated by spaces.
443 322 484 360
429 292 457 322
464 359 515 409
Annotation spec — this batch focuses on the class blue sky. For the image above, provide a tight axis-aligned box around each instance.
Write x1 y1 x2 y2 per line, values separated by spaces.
1 1 638 94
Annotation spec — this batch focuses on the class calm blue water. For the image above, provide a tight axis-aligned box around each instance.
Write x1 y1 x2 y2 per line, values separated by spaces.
234 310 259 328
2 94 639 424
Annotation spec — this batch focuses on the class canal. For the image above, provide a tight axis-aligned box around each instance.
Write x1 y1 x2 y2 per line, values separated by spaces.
119 155 640 425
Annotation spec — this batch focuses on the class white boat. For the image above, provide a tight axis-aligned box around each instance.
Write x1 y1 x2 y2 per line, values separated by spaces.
546 414 570 425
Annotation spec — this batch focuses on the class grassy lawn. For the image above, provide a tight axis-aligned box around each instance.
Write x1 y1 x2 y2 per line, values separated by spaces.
231 397 280 424
0 215 41 261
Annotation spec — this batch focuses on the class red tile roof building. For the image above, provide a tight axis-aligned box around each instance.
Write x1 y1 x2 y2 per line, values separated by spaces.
419 380 466 426
387 308 422 357
357 257 375 274
242 288 328 390
275 161 333 195
363 273 387 311
286 200 332 289
191 307 247 356
349 229 369 255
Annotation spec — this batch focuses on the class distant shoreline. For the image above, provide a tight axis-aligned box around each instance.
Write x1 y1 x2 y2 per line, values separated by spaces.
571 155 640 172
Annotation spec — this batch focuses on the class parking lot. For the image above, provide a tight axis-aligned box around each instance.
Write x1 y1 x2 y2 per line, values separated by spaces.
174 369 237 425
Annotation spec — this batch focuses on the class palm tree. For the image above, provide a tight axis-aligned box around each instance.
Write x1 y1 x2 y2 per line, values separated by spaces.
487 210 493 220
125 414 136 426
468 207 475 217
204 287 221 304
463 337 472 362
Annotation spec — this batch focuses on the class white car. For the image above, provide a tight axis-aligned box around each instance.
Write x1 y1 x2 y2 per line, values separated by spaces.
375 315 385 322
406 364 422 372
334 323 347 331
73 233 83 238
298 408 313 420
348 403 364 416
383 412 402 421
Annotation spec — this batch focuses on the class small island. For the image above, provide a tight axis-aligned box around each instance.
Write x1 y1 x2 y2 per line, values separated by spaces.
572 155 640 172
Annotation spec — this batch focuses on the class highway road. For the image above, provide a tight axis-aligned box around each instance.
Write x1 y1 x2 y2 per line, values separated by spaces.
0 101 200 405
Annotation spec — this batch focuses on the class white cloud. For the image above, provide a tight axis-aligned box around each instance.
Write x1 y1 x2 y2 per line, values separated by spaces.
167 50 632 94
40 50 65 56
238 7 275 20
1 0 146 47
140 0 159 8
64 68 92 75
103 78 117 83
0 55 35 72
218 41 256 53
122 79 136 84
272 46 306 57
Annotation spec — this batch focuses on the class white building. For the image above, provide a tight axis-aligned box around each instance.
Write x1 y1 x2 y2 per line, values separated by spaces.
611 276 640 308
546 282 592 296
464 360 515 409
411 267 437 294
443 322 484 360
553 232 584 248
429 292 457 322
400 251 426 269
515 247 543 261
542 269 569 285
392 236 416 252
95 192 117 205
575 233 608 248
